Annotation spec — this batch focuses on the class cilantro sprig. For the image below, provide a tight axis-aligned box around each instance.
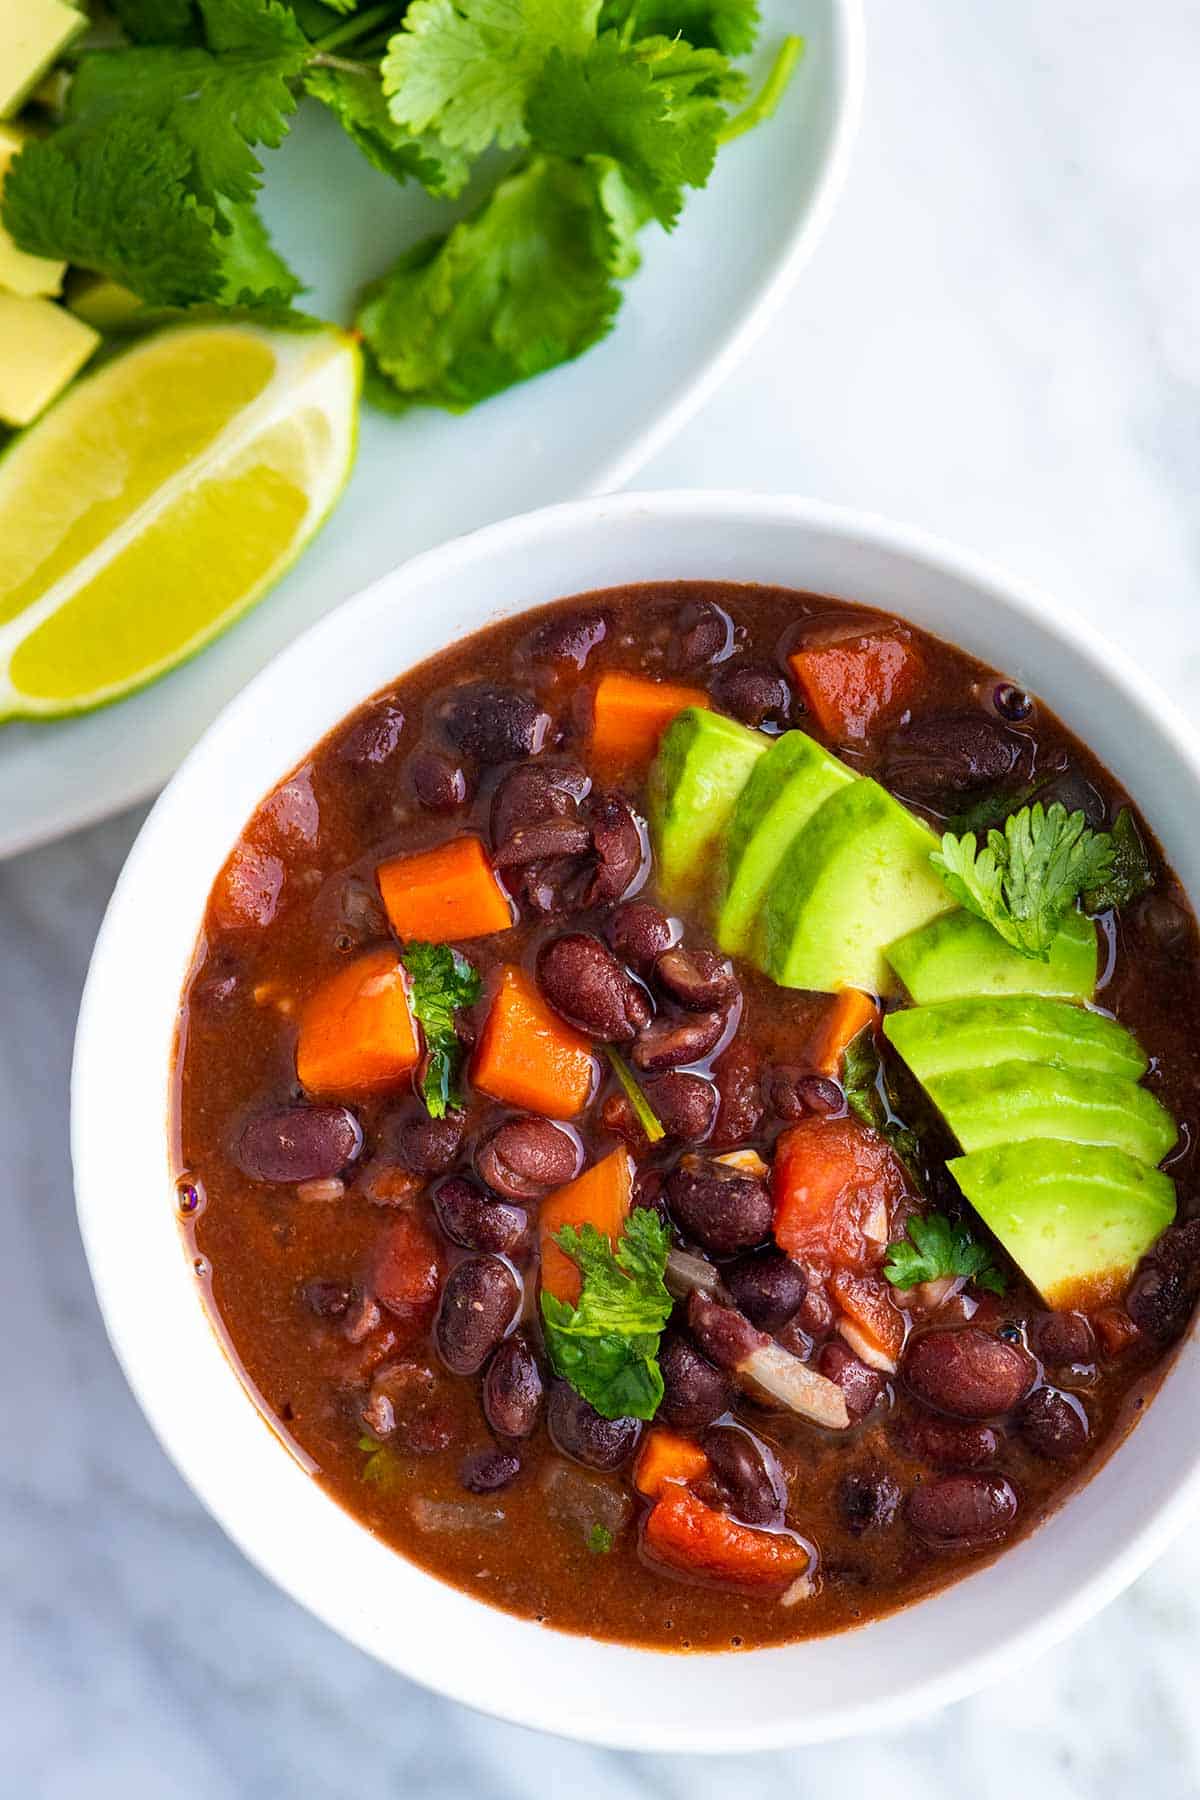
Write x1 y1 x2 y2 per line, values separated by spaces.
587 1522 613 1553
883 1213 1005 1297
606 1049 665 1142
932 802 1115 961
841 1023 922 1177
1083 807 1155 913
399 942 481 1119
541 1210 673 1420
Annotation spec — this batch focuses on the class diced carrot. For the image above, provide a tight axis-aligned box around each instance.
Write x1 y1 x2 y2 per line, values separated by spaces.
472 965 598 1118
590 672 710 765
633 1428 711 1499
773 1116 911 1272
1092 1305 1141 1356
789 633 924 742
377 836 512 943
296 947 420 1096
642 1484 810 1590
829 1269 905 1371
808 989 881 1077
371 1211 444 1333
539 1148 633 1306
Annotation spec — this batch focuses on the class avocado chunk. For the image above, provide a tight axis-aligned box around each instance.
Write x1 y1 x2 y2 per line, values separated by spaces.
0 123 65 297
0 0 85 119
0 293 98 427
716 729 857 955
885 905 1097 1004
647 707 767 906
760 778 955 995
926 1060 1177 1166
884 996 1147 1084
950 1138 1175 1310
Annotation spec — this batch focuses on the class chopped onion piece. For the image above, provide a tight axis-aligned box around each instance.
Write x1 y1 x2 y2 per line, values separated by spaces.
836 1317 897 1374
665 1246 725 1301
741 1341 851 1430
715 1148 769 1177
781 1569 817 1606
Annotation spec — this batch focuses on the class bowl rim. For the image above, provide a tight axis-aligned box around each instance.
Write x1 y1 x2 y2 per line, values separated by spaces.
72 489 1200 1751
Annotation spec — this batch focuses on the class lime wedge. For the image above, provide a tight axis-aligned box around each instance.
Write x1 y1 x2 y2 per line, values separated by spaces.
0 321 361 719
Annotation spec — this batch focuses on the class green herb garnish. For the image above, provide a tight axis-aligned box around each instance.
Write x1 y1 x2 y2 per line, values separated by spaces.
358 1433 403 1490
587 1522 613 1554
932 803 1114 961
945 774 1052 838
841 1023 922 1177
1084 807 1155 913
541 1209 673 1421
606 1048 665 1142
883 1213 1005 1297
399 941 481 1119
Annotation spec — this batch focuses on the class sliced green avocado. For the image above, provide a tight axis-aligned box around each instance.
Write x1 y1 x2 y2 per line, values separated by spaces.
760 778 956 995
884 997 1147 1083
647 708 767 905
885 906 1097 1004
950 1138 1175 1310
926 1061 1177 1166
716 730 857 955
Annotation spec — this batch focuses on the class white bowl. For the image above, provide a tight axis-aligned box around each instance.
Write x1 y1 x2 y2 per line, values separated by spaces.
73 493 1200 1751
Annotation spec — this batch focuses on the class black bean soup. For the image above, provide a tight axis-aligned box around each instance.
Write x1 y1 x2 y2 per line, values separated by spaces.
173 582 1200 1651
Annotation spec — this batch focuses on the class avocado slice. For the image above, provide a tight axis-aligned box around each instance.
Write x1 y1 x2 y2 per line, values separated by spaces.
647 707 767 906
885 906 1097 1004
950 1138 1175 1310
884 996 1147 1084
926 1061 1177 1166
716 730 857 955
760 778 956 995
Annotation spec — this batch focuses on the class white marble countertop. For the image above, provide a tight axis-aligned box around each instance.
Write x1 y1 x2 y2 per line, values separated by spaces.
7 1 1200 1792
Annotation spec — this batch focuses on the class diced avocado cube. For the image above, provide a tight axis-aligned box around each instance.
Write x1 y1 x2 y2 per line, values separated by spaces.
0 0 85 120
66 271 144 332
760 778 955 995
0 293 98 425
647 707 767 906
926 1060 1177 1167
0 122 65 297
950 1138 1175 1311
884 996 1147 1083
716 729 857 955
885 906 1097 1004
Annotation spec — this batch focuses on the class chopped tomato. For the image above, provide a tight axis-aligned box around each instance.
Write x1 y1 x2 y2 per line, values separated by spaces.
789 631 924 742
1092 1305 1140 1357
772 1116 910 1272
642 1484 810 1589
829 1269 905 1371
372 1211 444 1333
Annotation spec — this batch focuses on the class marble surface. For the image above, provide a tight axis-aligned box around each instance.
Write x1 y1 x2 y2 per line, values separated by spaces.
7 0 1200 1791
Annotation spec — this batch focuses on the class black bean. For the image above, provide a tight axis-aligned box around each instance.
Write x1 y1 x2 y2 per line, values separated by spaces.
884 711 1027 799
435 1256 521 1375
365 1361 456 1455
475 1116 580 1199
631 1009 725 1072
838 1466 902 1535
767 1067 846 1122
537 932 651 1040
668 600 733 671
657 1331 732 1430
1138 892 1187 956
1126 1218 1200 1342
335 702 405 767
710 1038 763 1143
713 663 791 728
489 761 589 847
392 1110 465 1176
235 1104 362 1184
817 1339 885 1420
702 1425 783 1525
483 1336 543 1439
411 750 470 812
1030 1310 1095 1367
584 793 644 905
903 1328 1035 1420
993 682 1033 721
1019 1387 1089 1462
432 1177 527 1255
665 1155 772 1255
907 1474 1018 1548
899 1414 999 1470
546 1381 641 1469
528 608 610 668
726 1251 806 1333
302 1278 352 1320
492 818 592 867
655 946 738 1011
460 1446 521 1492
1039 767 1107 830
440 683 548 764
645 1072 717 1142
604 900 676 976
686 1291 767 1371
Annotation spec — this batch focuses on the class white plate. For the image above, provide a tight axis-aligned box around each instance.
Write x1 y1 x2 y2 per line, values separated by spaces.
0 0 862 858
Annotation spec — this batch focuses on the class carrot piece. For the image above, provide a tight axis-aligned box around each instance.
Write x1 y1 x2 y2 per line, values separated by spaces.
773 1116 910 1272
590 672 710 765
829 1268 905 1371
809 989 881 1077
789 633 924 742
472 965 598 1118
377 836 512 943
633 1428 711 1499
538 1148 633 1306
642 1484 810 1590
296 947 420 1096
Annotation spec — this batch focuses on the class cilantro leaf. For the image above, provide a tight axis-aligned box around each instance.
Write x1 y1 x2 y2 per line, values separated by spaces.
400 942 481 1118
841 1022 922 1177
358 1433 403 1489
946 774 1052 838
112 0 203 42
593 155 654 276
932 802 1115 961
527 32 738 228
884 1212 1006 1297
606 1049 665 1142
541 1209 673 1420
587 1523 613 1553
382 0 600 159
599 0 759 56
216 197 305 304
357 154 622 410
1083 807 1155 913
304 63 470 195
